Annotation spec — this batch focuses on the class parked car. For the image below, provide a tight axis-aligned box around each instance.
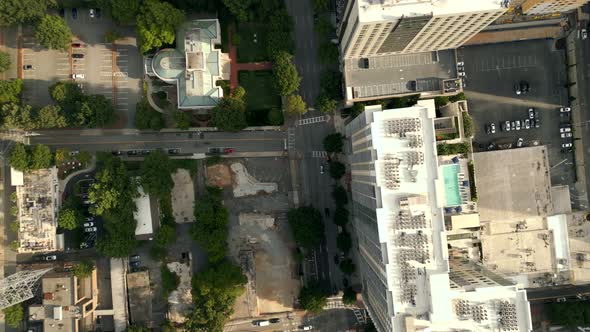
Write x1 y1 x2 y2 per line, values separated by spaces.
562 142 573 148
561 132 573 138
524 119 530 129
45 255 57 261
84 227 97 233
96 8 102 18
269 318 281 324
515 81 530 95
167 148 180 154
534 109 539 118
85 217 94 222
560 107 571 113
129 261 141 268
557 297 567 302
83 222 94 227
253 320 270 327
503 120 511 132
71 42 84 48
517 138 524 148
224 148 235 153
528 108 534 119
457 61 464 66
89 8 95 18
71 73 84 79
535 119 540 128
515 120 521 131
72 8 78 19
301 325 313 331
320 164 325 174
112 150 122 156
127 150 138 156
130 255 140 261
140 150 151 155
560 127 572 133
23 64 34 70
72 53 84 59
583 29 588 40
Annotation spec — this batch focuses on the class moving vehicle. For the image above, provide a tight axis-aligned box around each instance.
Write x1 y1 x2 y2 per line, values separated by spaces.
45 255 57 261
72 53 84 59
252 320 270 327
528 108 534 119
83 222 94 227
71 73 84 79
560 107 571 113
84 227 97 232
517 138 524 148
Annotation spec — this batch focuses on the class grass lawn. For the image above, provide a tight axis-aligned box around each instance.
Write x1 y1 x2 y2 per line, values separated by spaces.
238 70 281 126
236 22 270 63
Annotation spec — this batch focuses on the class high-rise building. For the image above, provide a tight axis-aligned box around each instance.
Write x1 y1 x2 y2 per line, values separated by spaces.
338 0 507 60
344 100 532 332
521 0 589 14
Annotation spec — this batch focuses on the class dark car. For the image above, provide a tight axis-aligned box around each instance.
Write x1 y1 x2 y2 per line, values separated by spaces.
129 255 140 261
129 261 141 268
72 53 84 59
71 42 84 48
96 8 102 18
269 318 281 324
72 8 78 19
59 8 65 18
167 148 180 155
23 64 34 70
127 150 138 156
208 147 221 155
333 254 340 265
112 150 122 156
324 208 330 217
140 150 151 155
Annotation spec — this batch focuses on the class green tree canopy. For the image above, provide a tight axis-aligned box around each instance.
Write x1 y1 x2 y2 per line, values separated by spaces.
191 187 229 262
9 143 30 171
323 133 344 153
73 260 95 278
273 52 301 96
55 148 71 165
298 282 327 314
58 208 82 230
161 264 180 297
339 258 355 274
124 325 150 332
548 302 590 327
316 94 338 114
1 103 35 129
0 0 56 27
0 51 11 73
285 94 307 115
332 186 348 206
318 41 339 65
320 69 342 100
136 0 185 54
31 144 53 169
173 110 191 130
109 0 140 24
333 206 349 226
221 0 254 21
267 108 284 125
49 81 83 105
337 231 352 254
186 260 247 332
135 100 165 130
211 96 248 132
140 150 173 199
0 79 23 104
342 287 357 305
38 105 68 128
35 15 72 51
3 303 23 328
329 161 346 179
266 9 294 57
287 206 324 249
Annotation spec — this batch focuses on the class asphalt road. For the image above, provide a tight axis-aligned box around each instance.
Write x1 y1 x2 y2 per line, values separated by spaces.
27 129 286 154
527 284 590 302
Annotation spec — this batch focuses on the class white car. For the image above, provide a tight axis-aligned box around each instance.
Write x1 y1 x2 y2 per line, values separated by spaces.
84 227 97 232
89 8 95 18
517 138 524 148
72 73 84 79
458 72 466 77
524 119 530 129
562 143 573 148
515 120 521 130
302 326 313 331
83 222 94 227
45 255 57 261
561 132 572 138
583 29 588 40
560 127 572 133
504 120 511 132
560 107 571 113
528 108 534 119
457 61 464 66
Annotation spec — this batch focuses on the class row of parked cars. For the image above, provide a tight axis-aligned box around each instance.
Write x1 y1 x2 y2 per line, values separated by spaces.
80 178 98 249
112 148 182 156
486 108 541 134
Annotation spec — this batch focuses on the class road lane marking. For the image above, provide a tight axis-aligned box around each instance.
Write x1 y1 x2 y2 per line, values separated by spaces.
35 137 285 145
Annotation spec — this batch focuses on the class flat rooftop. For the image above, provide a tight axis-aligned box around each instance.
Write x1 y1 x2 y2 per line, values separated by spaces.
473 146 552 222
356 0 505 22
343 50 457 100
127 271 152 326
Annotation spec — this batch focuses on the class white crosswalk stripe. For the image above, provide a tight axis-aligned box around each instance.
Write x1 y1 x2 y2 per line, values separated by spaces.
297 115 327 126
311 151 327 158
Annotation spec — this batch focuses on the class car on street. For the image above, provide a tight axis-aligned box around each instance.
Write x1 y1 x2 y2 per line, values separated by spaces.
127 150 138 156
557 297 567 302
458 72 466 77
486 123 496 134
129 261 141 268
223 148 235 153
130 255 140 260
515 80 530 95
45 255 57 261
320 164 325 174
301 325 313 331
72 8 78 19
562 142 573 148
524 119 530 129
515 120 521 130
208 147 221 154
71 42 84 48
253 320 270 327
534 119 540 128
71 73 84 79
89 8 95 18
167 148 180 154
560 126 572 133
528 108 534 119
517 138 524 148
72 53 84 59
112 150 122 156
583 29 588 40
561 132 573 138
503 120 511 131
269 318 281 324
560 107 571 113
140 150 151 155
333 254 340 264
83 222 94 227
23 64 34 70
84 227 97 233
457 61 464 66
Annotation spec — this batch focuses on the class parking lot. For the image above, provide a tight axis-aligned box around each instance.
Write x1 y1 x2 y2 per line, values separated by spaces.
20 7 142 127
458 39 574 188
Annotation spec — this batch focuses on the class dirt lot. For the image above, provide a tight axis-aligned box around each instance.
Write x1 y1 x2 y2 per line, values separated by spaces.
171 169 195 223
206 164 232 188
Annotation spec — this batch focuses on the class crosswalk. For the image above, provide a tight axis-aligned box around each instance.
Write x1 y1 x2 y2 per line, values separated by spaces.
311 151 327 158
297 115 327 126
288 127 296 151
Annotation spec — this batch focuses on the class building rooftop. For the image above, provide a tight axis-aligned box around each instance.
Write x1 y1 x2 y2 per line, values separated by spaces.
16 168 59 253
133 186 154 239
127 271 152 326
473 146 553 223
356 0 506 22
343 50 458 101
150 19 225 109
352 100 531 331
